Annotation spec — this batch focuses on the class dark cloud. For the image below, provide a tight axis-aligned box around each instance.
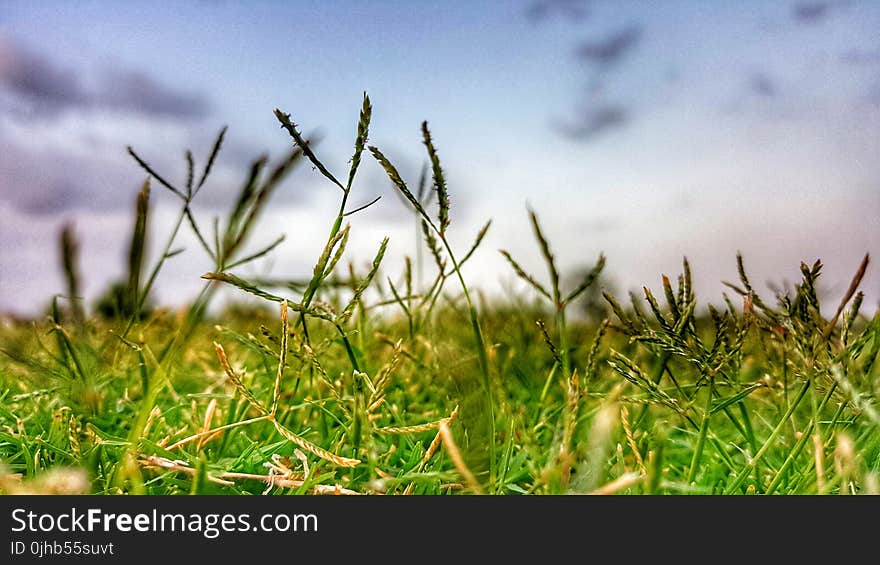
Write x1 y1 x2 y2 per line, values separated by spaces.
792 2 829 23
0 38 208 119
0 126 291 215
748 72 778 97
0 41 85 109
574 25 642 69
99 68 207 118
557 104 629 141
526 0 590 22
790 1 852 24
0 39 283 216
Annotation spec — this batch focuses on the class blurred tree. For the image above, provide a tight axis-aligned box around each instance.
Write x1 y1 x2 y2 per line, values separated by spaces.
95 180 153 321
58 223 84 326
93 280 154 321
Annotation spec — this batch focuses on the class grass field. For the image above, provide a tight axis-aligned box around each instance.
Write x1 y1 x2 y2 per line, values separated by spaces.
1 96 878 495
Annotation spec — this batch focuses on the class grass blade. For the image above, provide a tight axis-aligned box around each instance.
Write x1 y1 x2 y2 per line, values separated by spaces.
270 301 289 416
275 109 345 191
421 219 446 271
213 342 268 414
59 223 84 326
823 253 869 340
339 238 389 324
346 93 372 192
458 220 492 267
565 253 606 304
271 420 360 467
202 273 333 322
421 121 450 234
528 209 560 305
369 146 433 226
322 224 351 280
127 147 184 199
225 234 286 271
127 179 150 316
196 126 227 193
499 250 552 302
185 150 194 196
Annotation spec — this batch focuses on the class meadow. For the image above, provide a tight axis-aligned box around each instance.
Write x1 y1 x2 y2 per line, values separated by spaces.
1 95 877 495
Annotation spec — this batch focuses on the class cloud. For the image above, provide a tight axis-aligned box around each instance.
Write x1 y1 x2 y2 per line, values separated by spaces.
791 0 847 24
0 33 287 217
0 122 292 215
0 38 85 110
748 72 778 97
0 38 208 120
791 2 832 24
526 0 590 22
574 25 642 69
98 68 207 118
557 104 629 141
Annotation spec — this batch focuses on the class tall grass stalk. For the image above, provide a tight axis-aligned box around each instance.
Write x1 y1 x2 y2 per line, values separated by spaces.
369 123 497 486
274 94 379 343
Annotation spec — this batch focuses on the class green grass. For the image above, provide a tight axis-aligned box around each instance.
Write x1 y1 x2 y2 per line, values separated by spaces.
1 95 878 495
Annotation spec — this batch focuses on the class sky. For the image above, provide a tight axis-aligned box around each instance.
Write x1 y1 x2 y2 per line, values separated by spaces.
1 0 878 317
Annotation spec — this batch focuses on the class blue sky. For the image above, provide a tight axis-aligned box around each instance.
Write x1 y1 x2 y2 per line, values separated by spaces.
1 0 878 315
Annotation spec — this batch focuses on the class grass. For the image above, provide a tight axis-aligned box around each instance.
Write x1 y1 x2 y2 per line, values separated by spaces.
1 95 878 495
